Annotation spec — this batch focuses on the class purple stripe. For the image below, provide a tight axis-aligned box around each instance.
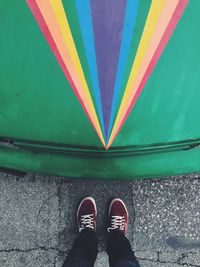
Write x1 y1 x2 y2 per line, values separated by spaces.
90 0 126 136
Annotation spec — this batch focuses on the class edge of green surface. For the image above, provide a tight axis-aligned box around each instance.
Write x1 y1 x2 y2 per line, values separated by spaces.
0 139 200 179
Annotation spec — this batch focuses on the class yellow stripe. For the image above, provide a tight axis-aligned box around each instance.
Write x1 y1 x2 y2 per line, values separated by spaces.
49 0 105 145
37 0 105 146
108 0 165 147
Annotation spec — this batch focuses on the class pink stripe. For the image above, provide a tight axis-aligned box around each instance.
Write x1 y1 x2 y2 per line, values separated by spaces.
111 0 188 144
26 0 96 131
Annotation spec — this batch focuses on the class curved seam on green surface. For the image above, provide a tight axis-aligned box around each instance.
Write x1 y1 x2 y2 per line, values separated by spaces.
1 136 200 158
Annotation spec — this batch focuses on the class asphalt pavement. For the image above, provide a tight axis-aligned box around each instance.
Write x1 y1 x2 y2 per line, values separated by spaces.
0 171 199 267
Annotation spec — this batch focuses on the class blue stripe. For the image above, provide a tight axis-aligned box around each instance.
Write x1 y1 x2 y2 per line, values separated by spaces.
75 0 105 139
107 0 139 141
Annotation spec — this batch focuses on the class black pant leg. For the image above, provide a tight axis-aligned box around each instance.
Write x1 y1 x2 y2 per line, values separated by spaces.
106 230 140 267
62 228 98 267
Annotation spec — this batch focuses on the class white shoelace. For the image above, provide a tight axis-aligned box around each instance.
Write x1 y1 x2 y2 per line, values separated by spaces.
79 214 95 232
107 215 125 232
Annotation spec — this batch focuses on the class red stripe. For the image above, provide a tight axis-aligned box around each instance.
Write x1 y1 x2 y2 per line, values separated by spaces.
26 0 99 136
111 0 188 145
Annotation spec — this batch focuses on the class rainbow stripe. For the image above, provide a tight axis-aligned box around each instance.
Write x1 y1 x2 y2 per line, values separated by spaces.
27 0 188 148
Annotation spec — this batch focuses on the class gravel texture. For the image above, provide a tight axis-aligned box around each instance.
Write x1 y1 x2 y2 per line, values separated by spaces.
0 171 200 267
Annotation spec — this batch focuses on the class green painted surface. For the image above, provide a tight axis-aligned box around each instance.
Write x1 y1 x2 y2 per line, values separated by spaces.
113 0 200 146
0 1 101 147
113 0 151 128
1 142 200 179
0 1 200 179
63 1 99 118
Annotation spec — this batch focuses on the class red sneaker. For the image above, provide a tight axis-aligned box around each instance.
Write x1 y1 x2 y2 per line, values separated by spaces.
107 198 129 235
77 197 97 232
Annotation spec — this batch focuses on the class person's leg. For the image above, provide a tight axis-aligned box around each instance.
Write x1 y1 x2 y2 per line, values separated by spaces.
106 199 140 267
107 230 140 267
62 197 98 267
62 228 98 267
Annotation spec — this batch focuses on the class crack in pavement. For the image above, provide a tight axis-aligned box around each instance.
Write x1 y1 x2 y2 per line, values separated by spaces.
137 257 200 267
36 194 58 223
135 250 200 267
0 247 65 254
0 247 199 267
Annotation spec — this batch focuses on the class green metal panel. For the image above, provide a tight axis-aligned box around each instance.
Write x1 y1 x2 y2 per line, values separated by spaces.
114 1 200 147
0 1 200 179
